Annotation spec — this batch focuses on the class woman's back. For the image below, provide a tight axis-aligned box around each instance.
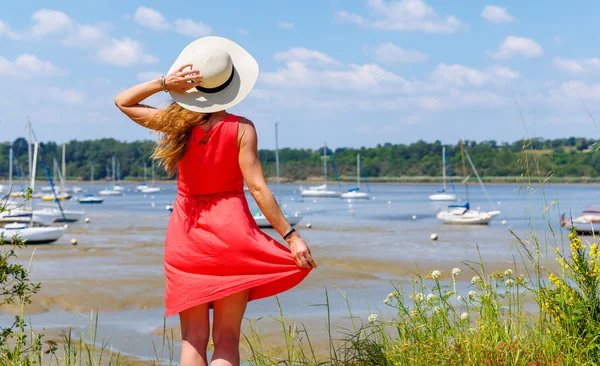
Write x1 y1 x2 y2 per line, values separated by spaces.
177 114 244 196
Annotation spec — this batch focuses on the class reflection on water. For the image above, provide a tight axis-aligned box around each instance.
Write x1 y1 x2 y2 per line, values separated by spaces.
1 182 596 361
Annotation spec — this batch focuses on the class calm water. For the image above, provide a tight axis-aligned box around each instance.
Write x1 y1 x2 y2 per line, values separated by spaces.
1 182 598 361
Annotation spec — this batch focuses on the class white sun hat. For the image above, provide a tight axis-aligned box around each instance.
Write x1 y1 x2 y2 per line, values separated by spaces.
167 36 259 113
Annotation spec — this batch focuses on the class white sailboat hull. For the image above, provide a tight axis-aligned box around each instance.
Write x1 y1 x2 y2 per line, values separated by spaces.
301 189 340 198
436 208 499 225
141 187 161 194
78 196 104 204
36 208 85 223
0 209 59 226
98 189 123 196
253 211 303 228
1 224 67 244
341 191 370 199
429 193 457 201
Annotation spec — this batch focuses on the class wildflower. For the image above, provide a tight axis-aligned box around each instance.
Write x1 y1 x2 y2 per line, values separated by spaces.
387 292 394 299
409 310 419 317
468 290 477 299
432 306 441 314
414 293 424 303
383 298 389 305
393 290 399 296
368 314 378 323
426 294 437 303
504 269 513 277
460 312 469 321
452 268 462 277
456 295 463 302
505 279 515 287
471 275 481 285
431 270 442 280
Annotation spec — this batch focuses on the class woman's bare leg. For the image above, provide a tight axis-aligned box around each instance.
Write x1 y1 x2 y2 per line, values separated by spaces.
210 290 250 366
179 303 210 366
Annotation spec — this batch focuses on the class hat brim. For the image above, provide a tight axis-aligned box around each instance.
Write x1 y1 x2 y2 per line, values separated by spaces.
167 36 259 113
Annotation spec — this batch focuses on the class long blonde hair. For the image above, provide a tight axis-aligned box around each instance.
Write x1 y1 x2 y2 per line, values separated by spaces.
143 102 210 177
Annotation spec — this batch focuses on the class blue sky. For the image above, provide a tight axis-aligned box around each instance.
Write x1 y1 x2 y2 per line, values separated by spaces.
1 0 599 149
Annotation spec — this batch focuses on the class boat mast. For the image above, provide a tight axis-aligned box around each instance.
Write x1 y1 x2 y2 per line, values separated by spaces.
357 153 360 189
442 146 447 191
112 156 116 182
62 143 66 189
275 122 281 203
8 147 13 190
26 118 32 183
144 162 148 184
151 161 155 186
460 140 469 203
323 142 327 188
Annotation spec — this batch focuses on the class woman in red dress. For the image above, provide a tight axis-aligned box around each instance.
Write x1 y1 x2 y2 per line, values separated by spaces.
115 37 315 366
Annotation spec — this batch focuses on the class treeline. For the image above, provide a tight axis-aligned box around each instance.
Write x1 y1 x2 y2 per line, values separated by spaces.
0 137 598 182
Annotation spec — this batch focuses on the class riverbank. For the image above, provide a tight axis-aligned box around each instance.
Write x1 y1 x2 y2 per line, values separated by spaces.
4 175 600 185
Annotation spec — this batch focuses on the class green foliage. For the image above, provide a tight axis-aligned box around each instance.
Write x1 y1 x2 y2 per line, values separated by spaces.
1 137 599 182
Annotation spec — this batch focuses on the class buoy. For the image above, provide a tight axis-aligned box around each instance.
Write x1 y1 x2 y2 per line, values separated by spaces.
151 202 156 208
498 201 502 205
412 215 417 220
306 223 312 228
476 206 481 211
350 210 355 215
165 205 170 210
70 238 78 245
502 220 507 225
85 217 90 223
388 200 392 205
430 233 438 241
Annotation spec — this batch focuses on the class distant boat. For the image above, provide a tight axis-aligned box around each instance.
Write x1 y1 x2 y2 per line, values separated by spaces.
561 210 600 235
253 122 303 228
78 194 104 204
41 192 71 201
140 161 161 194
341 153 370 200
0 222 67 244
436 141 500 225
0 209 58 226
99 186 124 196
429 146 457 201
79 164 104 204
35 207 85 223
301 144 341 198
136 162 149 191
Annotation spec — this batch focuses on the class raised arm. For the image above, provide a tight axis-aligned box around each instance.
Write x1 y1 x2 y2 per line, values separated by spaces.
114 64 203 130
238 119 316 269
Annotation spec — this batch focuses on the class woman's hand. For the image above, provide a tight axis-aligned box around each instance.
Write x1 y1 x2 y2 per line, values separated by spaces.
164 64 204 93
287 233 316 269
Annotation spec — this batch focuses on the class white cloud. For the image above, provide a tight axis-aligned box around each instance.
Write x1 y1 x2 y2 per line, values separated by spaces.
0 54 64 77
431 64 489 86
97 38 159 67
262 61 412 93
173 19 211 38
61 24 109 47
481 5 515 24
337 0 465 33
430 64 519 87
560 81 600 101
373 42 428 63
554 57 600 73
30 9 74 37
133 6 169 31
47 87 85 104
273 47 341 66
0 20 21 39
491 36 543 60
137 71 162 82
131 7 211 38
277 21 295 29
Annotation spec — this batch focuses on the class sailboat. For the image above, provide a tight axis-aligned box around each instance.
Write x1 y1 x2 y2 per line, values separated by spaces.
253 122 302 228
436 141 500 225
136 162 149 191
140 161 161 193
99 156 124 196
341 153 370 200
429 147 457 201
79 164 104 204
300 144 341 198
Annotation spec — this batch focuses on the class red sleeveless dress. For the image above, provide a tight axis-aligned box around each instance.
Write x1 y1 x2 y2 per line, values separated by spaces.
164 114 311 316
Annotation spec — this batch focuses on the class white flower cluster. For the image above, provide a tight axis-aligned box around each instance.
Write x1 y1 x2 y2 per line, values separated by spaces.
368 314 378 323
431 270 442 280
460 312 469 321
414 293 424 303
452 267 462 277
471 275 481 285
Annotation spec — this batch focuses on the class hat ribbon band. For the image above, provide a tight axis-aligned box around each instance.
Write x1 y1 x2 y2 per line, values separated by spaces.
195 67 235 94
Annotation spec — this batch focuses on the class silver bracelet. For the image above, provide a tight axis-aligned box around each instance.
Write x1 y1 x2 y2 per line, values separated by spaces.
159 76 168 92
283 227 296 240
